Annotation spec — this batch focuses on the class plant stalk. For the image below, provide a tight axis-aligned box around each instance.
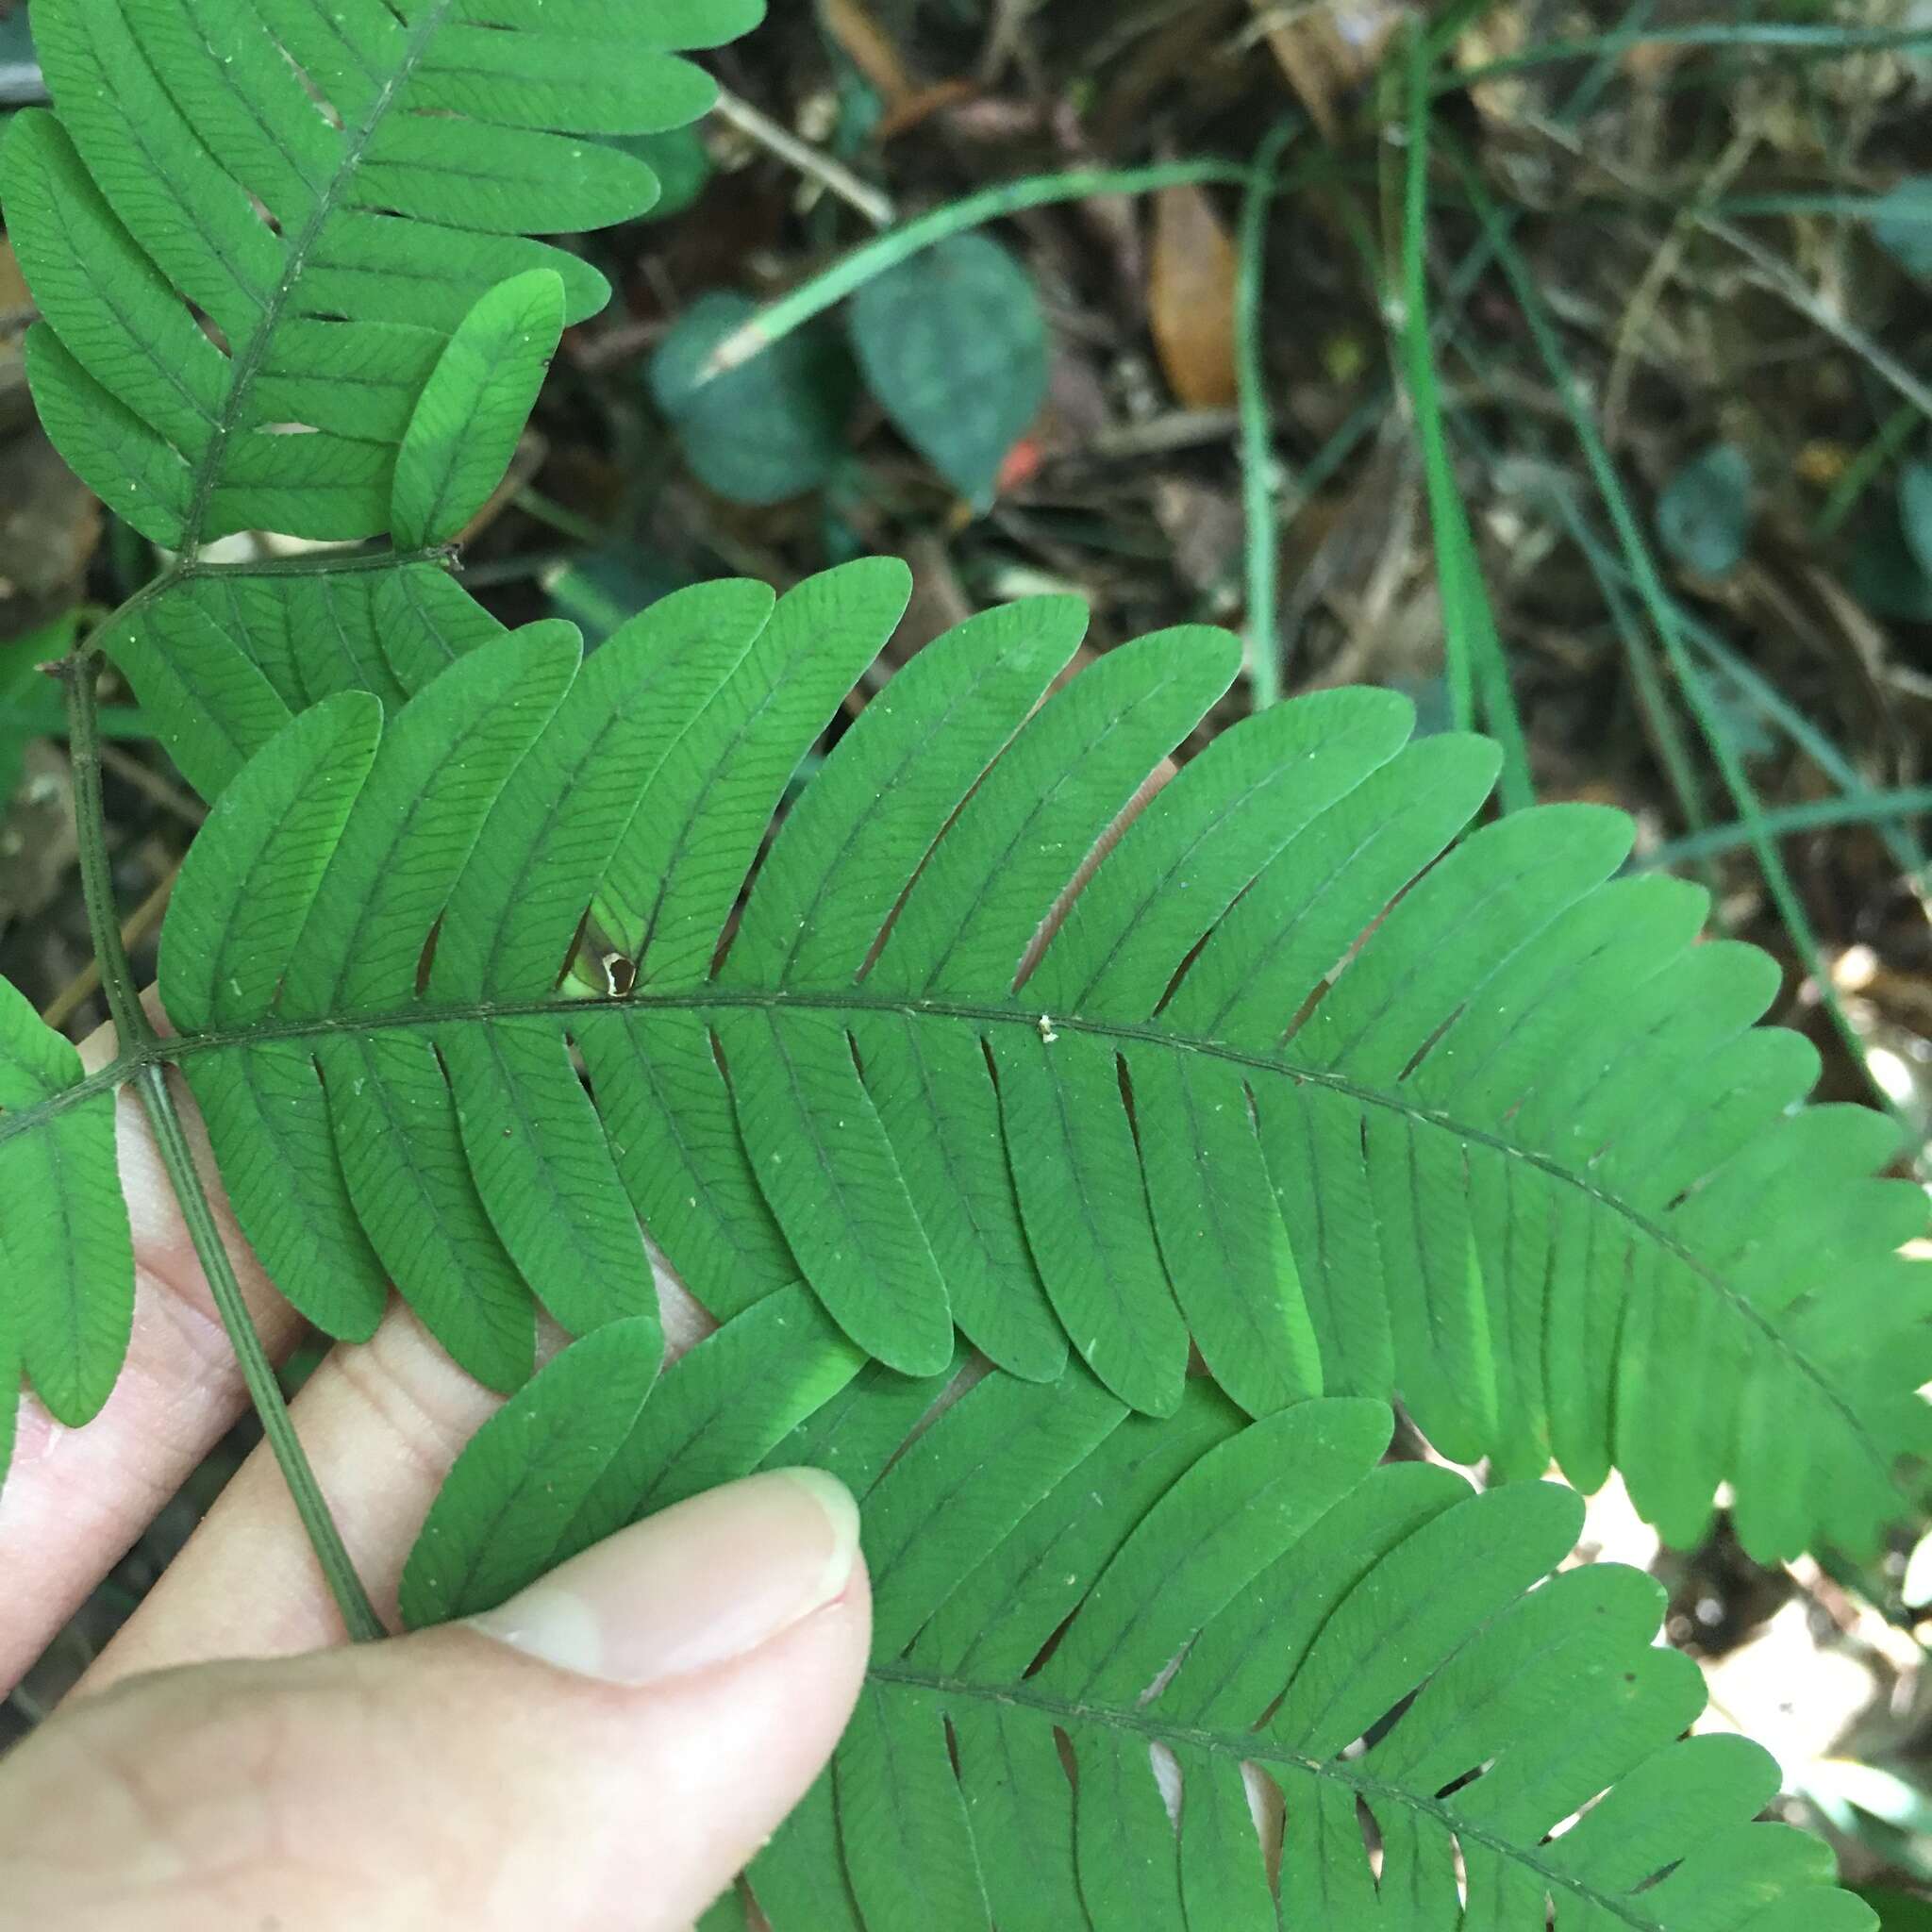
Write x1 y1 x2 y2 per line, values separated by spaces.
1236 119 1299 709
61 650 385 1643
1396 21 1534 809
132 1058 385 1641
694 158 1256 383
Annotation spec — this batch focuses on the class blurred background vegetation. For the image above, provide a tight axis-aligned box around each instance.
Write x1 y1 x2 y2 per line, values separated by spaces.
3 0 1932 1912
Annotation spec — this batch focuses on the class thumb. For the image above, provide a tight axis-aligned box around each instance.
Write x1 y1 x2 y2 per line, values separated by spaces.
0 1470 869 1932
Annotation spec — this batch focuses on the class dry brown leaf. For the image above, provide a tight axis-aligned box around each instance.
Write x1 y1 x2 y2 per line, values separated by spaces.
1254 14 1341 142
0 239 32 434
874 79 980 143
820 0 916 109
1149 184 1240 409
1248 0 1403 141
1451 9 1533 125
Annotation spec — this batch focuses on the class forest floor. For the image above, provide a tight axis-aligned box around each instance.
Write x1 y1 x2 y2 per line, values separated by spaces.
2 0 1931 1907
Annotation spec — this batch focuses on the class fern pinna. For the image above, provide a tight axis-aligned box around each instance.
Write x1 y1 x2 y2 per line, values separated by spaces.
397 1297 1874 1932
18 556 1916 1558
0 0 1926 1923
3 0 764 796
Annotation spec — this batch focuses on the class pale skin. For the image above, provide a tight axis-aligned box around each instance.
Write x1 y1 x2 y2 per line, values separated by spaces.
0 998 872 1931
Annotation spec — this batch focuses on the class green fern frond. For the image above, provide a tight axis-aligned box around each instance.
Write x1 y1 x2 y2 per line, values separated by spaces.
399 1304 1878 1932
0 0 765 791
6 559 1924 1556
3 0 758 546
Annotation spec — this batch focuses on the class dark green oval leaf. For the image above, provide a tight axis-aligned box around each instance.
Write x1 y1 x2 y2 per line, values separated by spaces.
651 291 858 505
1657 443 1754 577
848 233 1048 508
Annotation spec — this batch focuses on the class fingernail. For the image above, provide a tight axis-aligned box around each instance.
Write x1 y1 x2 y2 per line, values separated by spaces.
466 1468 860 1687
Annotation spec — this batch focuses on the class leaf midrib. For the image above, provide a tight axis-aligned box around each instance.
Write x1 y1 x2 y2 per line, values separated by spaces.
7 979 1880 1470
867 1659 1663 1932
181 0 458 551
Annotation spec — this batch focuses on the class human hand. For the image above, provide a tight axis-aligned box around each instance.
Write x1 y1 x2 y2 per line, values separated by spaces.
0 1003 870 1931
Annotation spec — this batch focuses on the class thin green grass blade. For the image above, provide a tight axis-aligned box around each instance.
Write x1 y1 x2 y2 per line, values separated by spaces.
690 161 1257 386
1397 28 1533 810
1637 789 1932 872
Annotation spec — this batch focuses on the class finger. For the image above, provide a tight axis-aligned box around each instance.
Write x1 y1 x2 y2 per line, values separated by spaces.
0 1472 869 1932
78 1259 716 1687
0 1003 300 1690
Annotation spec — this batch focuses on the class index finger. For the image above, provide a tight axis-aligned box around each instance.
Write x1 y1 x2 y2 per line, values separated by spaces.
75 1262 717 1688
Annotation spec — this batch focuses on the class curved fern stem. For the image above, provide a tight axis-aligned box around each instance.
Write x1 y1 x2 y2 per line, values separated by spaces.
134 1062 385 1642
63 651 385 1644
691 159 1258 383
